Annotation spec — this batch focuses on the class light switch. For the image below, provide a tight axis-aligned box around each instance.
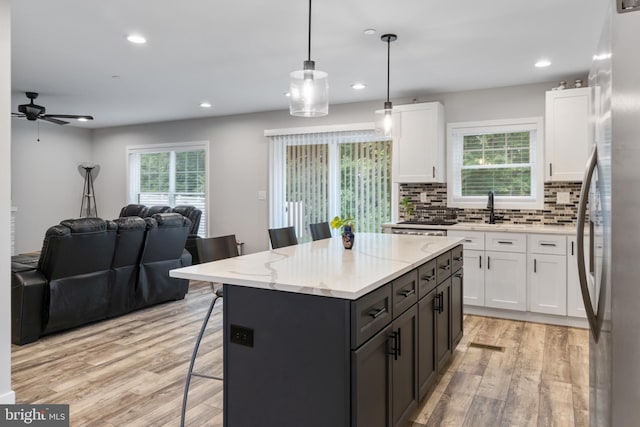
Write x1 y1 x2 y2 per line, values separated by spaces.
258 190 267 200
556 192 570 204
420 192 428 203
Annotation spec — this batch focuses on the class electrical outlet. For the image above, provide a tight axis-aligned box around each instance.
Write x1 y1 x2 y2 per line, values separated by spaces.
420 192 428 203
556 192 570 204
230 324 254 347
258 190 267 200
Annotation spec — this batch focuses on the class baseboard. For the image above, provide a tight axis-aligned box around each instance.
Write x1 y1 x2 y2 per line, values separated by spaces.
0 390 16 404
464 305 590 329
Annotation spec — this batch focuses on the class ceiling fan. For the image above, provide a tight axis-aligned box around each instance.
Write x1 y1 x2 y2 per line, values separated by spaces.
11 91 93 125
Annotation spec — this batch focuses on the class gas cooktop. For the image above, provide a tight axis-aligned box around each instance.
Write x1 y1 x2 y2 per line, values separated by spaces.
398 220 458 226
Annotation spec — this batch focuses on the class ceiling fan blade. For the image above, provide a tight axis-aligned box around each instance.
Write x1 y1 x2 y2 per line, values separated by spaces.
39 117 69 125
11 113 26 117
44 114 94 120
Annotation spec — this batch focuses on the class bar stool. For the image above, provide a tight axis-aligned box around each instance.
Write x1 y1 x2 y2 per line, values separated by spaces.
180 234 239 427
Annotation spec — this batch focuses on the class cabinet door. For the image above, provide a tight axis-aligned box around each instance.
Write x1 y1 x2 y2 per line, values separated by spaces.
528 253 567 315
436 279 451 371
391 305 418 427
392 103 445 183
484 251 527 311
545 88 591 182
462 249 484 306
352 325 392 427
417 290 437 401
567 236 592 318
451 270 464 348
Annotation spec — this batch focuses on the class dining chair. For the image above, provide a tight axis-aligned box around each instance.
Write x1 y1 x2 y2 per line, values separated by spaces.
181 234 239 427
309 222 332 241
268 226 298 249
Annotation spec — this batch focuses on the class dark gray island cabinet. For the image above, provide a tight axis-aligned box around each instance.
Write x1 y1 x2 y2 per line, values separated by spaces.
170 234 464 427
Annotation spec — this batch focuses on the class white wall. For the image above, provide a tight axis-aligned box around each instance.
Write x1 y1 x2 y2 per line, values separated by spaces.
11 120 92 253
92 80 556 254
0 0 15 404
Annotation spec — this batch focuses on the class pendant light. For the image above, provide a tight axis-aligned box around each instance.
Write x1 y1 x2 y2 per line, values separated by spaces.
376 33 397 136
289 0 329 117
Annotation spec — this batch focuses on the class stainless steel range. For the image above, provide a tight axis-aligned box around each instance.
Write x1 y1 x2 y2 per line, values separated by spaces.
389 220 457 236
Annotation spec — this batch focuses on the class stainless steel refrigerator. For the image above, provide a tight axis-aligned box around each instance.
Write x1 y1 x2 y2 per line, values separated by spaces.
577 2 640 426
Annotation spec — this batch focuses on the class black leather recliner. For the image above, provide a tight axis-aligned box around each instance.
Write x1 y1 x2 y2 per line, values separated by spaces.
119 204 149 218
172 205 202 264
11 214 192 345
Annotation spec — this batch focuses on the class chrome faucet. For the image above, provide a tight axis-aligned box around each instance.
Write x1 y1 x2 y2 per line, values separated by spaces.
487 190 503 224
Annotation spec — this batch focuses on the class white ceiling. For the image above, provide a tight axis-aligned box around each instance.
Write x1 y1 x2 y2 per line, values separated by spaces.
10 0 607 129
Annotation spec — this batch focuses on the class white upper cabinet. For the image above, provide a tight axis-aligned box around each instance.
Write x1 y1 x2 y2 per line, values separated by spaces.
392 102 445 183
545 87 592 182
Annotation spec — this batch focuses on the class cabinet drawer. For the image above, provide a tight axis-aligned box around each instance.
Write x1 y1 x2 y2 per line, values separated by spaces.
485 232 526 253
392 269 418 317
351 283 393 349
447 230 484 251
451 244 463 273
418 259 437 299
528 234 566 255
436 251 452 284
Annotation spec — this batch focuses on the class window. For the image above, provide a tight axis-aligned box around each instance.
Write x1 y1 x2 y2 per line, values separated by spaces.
268 126 392 241
127 141 208 236
447 118 544 209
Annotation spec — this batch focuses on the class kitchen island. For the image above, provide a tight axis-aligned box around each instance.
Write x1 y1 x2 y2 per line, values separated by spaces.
171 233 463 427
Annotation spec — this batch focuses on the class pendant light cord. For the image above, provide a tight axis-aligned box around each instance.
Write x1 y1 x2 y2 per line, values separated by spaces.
386 37 391 102
307 0 312 61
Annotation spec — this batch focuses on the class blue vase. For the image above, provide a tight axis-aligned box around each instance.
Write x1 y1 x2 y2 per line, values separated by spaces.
342 225 354 249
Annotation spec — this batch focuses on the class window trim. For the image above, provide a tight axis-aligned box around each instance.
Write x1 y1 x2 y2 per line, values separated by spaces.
446 117 544 210
126 140 210 236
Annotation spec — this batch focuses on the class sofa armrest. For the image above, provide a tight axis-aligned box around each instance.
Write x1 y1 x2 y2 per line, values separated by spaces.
11 269 48 345
181 248 193 267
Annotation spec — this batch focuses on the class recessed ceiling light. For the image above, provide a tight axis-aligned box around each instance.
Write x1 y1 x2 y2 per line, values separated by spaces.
363 29 377 35
284 92 291 97
200 102 212 108
351 83 366 90
126 34 147 44
535 59 551 68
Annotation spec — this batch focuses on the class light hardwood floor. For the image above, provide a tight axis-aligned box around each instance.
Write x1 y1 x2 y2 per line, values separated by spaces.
12 281 589 427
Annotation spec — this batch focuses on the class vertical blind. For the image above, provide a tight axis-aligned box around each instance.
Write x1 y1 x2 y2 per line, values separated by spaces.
268 129 391 241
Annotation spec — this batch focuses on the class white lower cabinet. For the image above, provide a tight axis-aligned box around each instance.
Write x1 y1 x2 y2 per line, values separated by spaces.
567 235 592 318
461 249 484 306
527 234 567 316
484 250 527 311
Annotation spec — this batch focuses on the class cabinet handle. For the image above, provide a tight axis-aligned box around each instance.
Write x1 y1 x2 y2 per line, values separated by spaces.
454 273 463 279
433 294 440 312
479 255 482 269
397 328 402 357
369 307 387 319
571 241 575 256
439 293 444 314
550 163 553 176
534 259 537 273
421 274 435 282
497 241 513 245
487 256 490 270
439 264 450 271
464 239 473 243
399 288 415 298
540 242 557 247
388 332 399 361
453 256 463 261
432 166 435 178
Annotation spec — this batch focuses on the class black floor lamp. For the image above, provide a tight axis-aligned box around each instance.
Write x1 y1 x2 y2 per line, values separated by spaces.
78 163 100 217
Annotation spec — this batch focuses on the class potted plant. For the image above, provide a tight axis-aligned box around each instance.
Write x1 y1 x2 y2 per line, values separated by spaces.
400 197 415 221
331 215 355 249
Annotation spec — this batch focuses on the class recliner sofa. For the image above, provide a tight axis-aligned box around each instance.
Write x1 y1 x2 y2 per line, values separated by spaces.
11 213 192 345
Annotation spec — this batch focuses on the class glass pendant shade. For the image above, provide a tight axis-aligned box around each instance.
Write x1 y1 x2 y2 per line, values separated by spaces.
375 101 395 137
290 60 329 117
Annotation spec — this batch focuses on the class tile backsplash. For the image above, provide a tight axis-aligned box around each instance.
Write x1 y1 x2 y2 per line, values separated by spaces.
399 182 582 226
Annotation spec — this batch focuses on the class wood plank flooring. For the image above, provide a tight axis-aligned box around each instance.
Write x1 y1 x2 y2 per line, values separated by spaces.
12 281 589 426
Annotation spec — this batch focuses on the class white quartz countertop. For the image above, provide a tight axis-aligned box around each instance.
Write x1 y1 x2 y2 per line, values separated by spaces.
382 222 577 235
170 233 463 300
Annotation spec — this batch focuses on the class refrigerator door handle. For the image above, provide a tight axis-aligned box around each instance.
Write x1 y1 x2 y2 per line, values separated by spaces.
576 144 600 341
